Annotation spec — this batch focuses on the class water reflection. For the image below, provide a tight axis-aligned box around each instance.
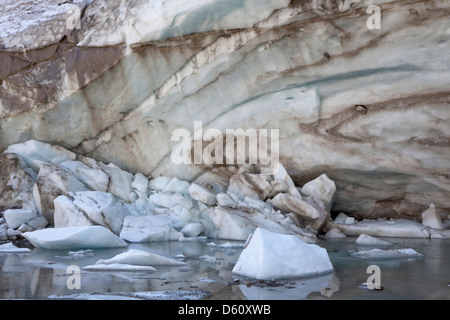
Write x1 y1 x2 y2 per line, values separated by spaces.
0 238 449 299
238 273 335 300
0 239 244 299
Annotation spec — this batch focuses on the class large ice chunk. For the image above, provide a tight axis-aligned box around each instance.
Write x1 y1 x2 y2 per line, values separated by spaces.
98 163 134 202
189 183 217 206
5 140 76 172
271 193 321 220
421 204 443 230
53 196 92 229
194 166 238 193
25 216 48 230
0 153 38 213
232 228 333 280
301 174 336 212
161 177 190 195
148 176 171 191
33 163 90 224
59 160 110 192
54 191 130 235
119 215 183 242
3 209 38 230
216 193 237 207
227 172 272 201
207 203 317 243
180 222 203 237
208 206 257 240
166 205 197 229
272 163 302 198
149 192 193 210
132 173 149 194
22 226 128 249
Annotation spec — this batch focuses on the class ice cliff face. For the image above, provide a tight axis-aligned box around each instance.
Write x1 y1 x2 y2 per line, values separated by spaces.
0 0 449 220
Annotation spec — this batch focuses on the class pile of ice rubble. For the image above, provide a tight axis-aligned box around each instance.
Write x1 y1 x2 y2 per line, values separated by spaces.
0 139 449 248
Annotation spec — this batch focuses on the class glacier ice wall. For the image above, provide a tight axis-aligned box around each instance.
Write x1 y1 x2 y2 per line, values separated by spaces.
0 0 449 219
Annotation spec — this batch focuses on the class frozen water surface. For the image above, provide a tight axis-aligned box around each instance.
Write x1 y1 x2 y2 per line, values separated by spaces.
0 237 449 300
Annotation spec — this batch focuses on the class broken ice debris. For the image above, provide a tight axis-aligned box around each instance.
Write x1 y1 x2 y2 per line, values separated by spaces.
119 215 183 242
3 209 38 230
301 173 336 212
180 222 203 237
189 183 217 206
355 234 392 246
54 191 129 235
227 172 272 201
324 227 347 240
207 241 245 249
271 193 321 220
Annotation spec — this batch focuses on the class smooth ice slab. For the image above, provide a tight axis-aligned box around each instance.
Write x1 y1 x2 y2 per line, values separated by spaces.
82 263 157 272
337 219 431 238
96 249 186 266
351 248 424 260
232 228 333 280
22 226 128 249
0 242 31 253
